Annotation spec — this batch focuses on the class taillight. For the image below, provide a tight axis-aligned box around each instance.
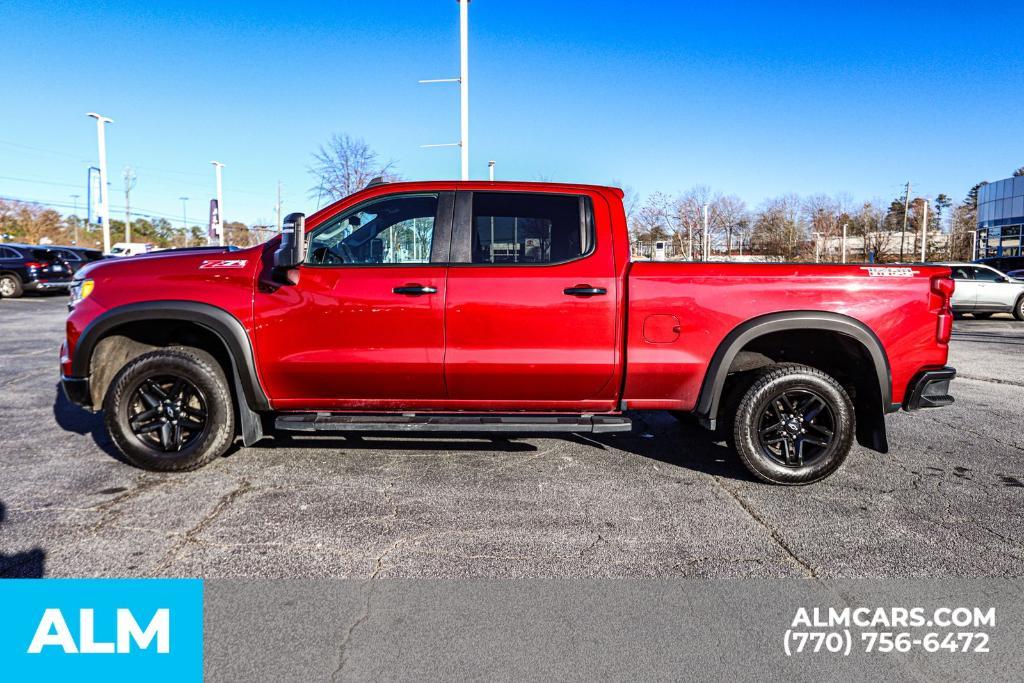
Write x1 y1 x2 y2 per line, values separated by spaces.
931 274 954 344
24 261 45 269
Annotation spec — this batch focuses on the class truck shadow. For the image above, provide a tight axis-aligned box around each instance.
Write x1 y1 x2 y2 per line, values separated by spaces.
0 501 47 578
585 411 758 483
51 383 130 464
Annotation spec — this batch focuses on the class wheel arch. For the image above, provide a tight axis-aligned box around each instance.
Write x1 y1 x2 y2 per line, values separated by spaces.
72 301 270 413
694 311 893 453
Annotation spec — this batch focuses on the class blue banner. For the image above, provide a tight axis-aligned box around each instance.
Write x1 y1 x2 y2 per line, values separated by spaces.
0 579 202 681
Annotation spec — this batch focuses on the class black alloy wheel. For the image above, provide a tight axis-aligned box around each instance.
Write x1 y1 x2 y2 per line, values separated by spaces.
128 375 209 452
731 363 855 485
755 389 835 468
104 348 236 471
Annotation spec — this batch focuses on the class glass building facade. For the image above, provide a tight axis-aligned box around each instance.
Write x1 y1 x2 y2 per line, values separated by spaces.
977 176 1024 258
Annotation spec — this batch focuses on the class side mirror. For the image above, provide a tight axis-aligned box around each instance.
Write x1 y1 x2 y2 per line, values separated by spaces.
273 213 306 269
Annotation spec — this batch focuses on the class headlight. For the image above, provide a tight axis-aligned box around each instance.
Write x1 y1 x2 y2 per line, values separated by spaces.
69 279 94 306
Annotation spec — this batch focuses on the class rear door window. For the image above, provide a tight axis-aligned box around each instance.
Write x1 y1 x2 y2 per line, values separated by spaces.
469 193 593 264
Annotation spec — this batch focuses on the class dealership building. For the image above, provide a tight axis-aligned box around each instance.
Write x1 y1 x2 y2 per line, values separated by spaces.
977 175 1024 258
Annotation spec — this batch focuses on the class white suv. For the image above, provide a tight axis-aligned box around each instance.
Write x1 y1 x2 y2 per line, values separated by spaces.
942 262 1024 320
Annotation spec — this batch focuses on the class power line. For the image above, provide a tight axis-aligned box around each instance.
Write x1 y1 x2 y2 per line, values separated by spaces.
0 193 202 223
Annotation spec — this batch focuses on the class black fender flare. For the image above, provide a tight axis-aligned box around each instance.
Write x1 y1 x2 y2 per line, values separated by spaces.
72 300 270 412
694 311 893 446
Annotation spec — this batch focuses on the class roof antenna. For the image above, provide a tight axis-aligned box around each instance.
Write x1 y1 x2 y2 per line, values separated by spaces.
365 176 386 189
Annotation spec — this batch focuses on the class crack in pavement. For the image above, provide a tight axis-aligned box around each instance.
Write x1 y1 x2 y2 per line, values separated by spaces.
89 477 168 533
154 479 252 573
711 478 817 578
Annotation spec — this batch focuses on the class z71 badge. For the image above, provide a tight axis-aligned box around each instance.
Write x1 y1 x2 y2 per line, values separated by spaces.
199 259 248 269
860 266 918 277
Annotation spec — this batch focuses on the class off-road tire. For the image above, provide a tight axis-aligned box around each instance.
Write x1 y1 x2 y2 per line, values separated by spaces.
104 348 235 471
0 273 23 298
732 363 855 485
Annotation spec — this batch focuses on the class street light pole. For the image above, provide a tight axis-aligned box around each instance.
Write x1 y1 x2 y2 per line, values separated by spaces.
702 204 710 261
87 113 113 254
459 0 469 180
179 196 189 247
488 160 495 181
419 0 471 179
211 161 225 246
841 223 848 263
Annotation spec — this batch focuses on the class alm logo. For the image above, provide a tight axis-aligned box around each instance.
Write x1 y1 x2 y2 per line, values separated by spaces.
28 608 170 654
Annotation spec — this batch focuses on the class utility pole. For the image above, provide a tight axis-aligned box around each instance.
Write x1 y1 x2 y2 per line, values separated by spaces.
419 0 470 179
123 166 136 242
488 160 495 181
898 181 911 262
276 181 283 232
179 197 189 247
211 161 225 246
841 223 848 263
70 194 81 245
87 113 113 254
920 200 928 262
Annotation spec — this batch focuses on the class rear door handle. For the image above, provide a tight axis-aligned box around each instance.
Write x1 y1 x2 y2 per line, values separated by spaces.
393 284 437 295
563 285 607 297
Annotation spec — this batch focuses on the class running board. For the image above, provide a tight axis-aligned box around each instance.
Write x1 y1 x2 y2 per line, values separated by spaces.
274 413 632 434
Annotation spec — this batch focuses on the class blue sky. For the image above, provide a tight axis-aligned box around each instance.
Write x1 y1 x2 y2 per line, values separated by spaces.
1 1 1022 226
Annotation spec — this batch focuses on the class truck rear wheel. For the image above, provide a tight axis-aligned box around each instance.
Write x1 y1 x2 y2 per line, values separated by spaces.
732 363 854 485
103 348 235 471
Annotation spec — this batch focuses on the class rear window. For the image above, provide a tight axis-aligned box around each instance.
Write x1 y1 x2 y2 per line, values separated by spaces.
470 193 593 265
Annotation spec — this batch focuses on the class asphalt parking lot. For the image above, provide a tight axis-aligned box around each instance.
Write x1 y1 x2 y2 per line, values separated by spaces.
1 295 1021 579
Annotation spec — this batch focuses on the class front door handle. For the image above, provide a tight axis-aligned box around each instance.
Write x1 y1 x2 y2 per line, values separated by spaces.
393 284 437 295
563 284 607 297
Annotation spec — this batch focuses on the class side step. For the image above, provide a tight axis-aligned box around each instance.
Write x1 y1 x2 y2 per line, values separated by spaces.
274 413 632 434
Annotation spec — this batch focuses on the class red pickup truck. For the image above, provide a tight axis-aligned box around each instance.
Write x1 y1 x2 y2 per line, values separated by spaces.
60 181 956 484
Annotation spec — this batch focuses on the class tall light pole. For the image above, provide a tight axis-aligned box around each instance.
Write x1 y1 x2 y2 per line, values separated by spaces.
70 194 81 245
488 160 495 181
211 161 225 246
459 0 469 180
702 204 710 261
179 196 189 247
87 113 113 253
841 223 848 263
420 0 470 179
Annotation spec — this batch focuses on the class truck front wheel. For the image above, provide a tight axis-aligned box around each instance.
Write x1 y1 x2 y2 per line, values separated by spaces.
103 348 236 471
732 363 854 485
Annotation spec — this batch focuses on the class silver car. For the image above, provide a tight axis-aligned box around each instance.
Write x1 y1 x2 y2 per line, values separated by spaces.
942 262 1024 320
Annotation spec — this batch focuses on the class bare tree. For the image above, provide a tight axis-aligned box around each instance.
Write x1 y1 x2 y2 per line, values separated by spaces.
633 192 673 257
750 195 805 261
308 134 400 205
